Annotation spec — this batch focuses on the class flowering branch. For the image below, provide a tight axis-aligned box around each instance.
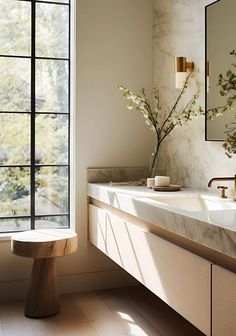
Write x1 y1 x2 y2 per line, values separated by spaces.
223 123 236 157
117 73 204 177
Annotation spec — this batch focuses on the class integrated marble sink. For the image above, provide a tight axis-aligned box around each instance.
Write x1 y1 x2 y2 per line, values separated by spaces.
142 194 236 212
88 182 236 259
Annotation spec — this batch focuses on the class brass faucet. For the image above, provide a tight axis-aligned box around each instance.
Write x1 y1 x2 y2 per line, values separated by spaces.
208 175 236 201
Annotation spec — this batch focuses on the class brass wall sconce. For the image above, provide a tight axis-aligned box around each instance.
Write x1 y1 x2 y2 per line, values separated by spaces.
175 57 194 89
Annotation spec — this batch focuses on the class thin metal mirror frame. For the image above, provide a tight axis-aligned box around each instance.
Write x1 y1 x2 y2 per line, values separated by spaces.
205 0 223 142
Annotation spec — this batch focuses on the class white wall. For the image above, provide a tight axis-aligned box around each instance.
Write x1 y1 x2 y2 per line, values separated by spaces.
0 0 153 300
153 0 236 193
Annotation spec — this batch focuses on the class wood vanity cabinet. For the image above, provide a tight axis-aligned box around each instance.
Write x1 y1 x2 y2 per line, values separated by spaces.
212 265 236 336
89 204 211 336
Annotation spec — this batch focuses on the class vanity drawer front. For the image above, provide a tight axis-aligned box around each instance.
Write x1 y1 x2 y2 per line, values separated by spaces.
89 204 107 254
88 204 211 335
212 265 236 336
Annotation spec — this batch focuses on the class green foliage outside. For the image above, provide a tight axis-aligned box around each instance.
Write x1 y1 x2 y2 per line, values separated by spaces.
207 50 236 157
0 1 69 229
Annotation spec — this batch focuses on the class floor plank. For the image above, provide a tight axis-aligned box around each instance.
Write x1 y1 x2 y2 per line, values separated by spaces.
0 321 3 336
74 291 129 336
96 288 163 336
0 301 33 336
29 315 65 336
119 286 205 336
58 294 98 336
0 285 206 336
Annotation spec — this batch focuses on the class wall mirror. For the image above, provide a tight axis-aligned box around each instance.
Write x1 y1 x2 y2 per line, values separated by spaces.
205 0 236 141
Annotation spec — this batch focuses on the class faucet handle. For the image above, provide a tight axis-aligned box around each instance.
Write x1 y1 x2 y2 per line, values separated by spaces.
217 186 228 199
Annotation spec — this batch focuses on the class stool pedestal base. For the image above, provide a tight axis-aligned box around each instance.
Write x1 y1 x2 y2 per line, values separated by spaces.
25 258 60 318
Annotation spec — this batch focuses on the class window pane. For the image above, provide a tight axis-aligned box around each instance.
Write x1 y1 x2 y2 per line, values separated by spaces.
36 114 68 164
35 215 69 229
0 114 30 165
0 218 30 233
36 3 69 58
0 58 31 112
0 167 30 217
0 1 31 56
36 59 69 113
37 0 69 3
35 166 68 215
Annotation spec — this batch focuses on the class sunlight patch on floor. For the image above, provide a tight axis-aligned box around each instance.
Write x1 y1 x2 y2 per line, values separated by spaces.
117 311 149 336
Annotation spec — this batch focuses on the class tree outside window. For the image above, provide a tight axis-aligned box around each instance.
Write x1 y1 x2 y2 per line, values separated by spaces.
0 0 71 232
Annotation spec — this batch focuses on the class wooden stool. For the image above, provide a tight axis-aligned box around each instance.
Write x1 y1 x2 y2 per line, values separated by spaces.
11 229 77 318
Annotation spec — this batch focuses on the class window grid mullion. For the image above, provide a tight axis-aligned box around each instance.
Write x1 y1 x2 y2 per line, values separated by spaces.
67 0 71 231
0 164 69 168
0 111 69 115
17 0 70 6
30 0 36 230
0 0 71 231
0 55 69 62
0 214 69 220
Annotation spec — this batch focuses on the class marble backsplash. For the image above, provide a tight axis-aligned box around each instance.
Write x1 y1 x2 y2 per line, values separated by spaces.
87 167 149 183
153 0 236 195
87 167 166 183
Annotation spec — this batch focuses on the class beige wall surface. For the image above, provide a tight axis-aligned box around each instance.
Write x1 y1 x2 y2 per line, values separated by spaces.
0 0 153 300
153 0 236 194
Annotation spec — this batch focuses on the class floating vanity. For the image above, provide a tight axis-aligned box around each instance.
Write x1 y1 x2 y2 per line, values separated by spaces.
88 181 236 336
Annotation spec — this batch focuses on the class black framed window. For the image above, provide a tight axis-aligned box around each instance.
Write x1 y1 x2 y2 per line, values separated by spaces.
0 0 71 233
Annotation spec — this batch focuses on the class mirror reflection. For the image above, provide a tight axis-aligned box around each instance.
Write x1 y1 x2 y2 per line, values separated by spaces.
206 0 236 141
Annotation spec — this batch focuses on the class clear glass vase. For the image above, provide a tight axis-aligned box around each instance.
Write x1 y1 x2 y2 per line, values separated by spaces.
149 144 159 178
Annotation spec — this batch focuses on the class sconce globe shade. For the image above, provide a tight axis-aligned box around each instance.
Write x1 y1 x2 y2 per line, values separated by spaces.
175 72 187 89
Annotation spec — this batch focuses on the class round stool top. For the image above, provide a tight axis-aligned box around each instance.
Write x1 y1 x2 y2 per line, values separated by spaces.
11 229 77 259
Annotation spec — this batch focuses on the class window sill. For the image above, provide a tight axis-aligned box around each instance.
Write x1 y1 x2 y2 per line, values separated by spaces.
0 233 11 241
0 228 77 242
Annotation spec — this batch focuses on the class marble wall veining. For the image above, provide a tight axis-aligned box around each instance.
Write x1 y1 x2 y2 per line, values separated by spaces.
153 0 236 194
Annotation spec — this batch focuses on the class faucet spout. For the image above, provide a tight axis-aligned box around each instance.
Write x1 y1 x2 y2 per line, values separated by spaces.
208 176 235 188
207 175 236 201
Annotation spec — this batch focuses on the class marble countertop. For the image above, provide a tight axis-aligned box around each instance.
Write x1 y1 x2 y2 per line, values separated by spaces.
88 183 236 259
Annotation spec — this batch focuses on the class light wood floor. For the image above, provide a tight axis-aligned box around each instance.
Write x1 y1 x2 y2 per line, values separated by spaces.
0 286 205 336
